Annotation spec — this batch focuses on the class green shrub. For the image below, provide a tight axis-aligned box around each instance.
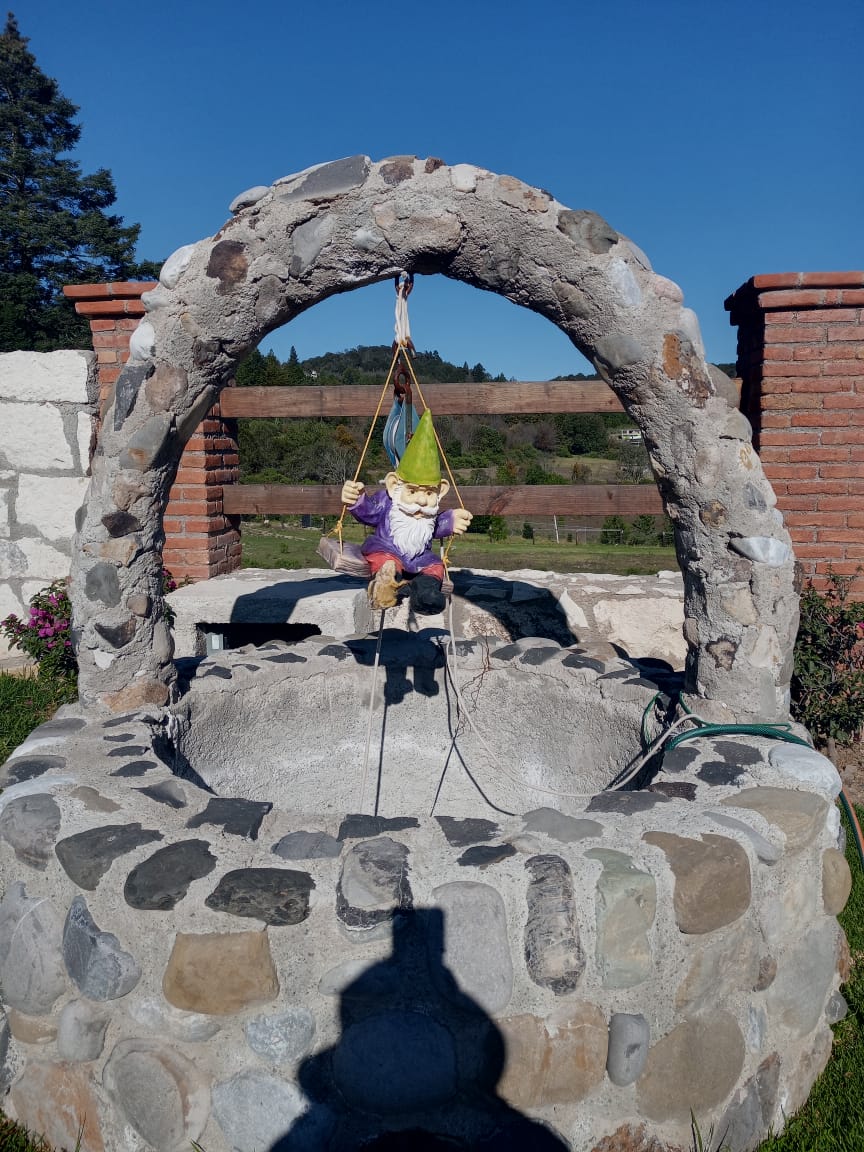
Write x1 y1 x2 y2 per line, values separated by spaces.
521 521 534 541
601 515 628 545
792 570 864 746
487 515 509 543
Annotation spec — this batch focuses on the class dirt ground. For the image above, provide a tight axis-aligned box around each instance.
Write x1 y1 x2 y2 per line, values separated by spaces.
833 741 864 807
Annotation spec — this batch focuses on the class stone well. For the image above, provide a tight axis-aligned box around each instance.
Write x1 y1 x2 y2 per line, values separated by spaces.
0 619 851 1151
0 158 849 1151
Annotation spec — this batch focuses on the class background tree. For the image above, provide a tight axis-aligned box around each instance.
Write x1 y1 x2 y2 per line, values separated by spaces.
0 13 158 351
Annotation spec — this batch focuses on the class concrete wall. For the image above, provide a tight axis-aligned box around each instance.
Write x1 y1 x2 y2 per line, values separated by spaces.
0 351 97 660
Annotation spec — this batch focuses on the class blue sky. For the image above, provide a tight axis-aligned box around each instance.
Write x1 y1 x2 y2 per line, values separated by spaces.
17 0 864 379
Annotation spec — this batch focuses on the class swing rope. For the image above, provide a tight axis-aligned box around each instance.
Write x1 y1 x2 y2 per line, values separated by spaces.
328 274 465 573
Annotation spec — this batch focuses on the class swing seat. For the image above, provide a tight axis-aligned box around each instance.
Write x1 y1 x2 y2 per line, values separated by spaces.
317 536 453 595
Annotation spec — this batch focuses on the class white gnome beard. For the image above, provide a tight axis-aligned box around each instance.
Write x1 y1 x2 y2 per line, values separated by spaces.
388 491 437 559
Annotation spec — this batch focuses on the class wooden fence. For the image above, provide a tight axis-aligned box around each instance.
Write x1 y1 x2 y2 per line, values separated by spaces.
219 381 664 518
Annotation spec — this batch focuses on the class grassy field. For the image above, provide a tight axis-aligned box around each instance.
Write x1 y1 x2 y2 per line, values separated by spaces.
241 521 678 577
0 670 76 764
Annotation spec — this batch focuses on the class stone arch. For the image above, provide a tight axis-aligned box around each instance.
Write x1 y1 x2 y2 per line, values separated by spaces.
71 155 797 717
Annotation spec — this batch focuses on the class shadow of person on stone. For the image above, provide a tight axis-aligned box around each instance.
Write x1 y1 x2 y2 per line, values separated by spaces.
277 907 569 1151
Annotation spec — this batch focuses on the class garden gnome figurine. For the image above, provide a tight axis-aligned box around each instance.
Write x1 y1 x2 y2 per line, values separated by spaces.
341 410 472 613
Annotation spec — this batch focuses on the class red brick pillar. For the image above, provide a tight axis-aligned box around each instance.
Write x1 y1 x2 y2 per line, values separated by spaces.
63 282 241 582
725 272 864 596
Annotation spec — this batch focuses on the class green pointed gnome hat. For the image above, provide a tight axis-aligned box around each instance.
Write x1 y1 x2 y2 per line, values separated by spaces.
396 409 441 486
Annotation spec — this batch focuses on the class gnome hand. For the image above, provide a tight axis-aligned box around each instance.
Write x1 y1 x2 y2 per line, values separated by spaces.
451 509 473 535
341 480 365 507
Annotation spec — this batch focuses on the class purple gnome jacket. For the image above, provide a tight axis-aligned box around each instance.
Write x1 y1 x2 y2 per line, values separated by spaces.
348 489 457 574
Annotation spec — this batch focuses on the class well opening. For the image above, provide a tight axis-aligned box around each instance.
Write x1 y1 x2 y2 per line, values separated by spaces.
170 632 660 815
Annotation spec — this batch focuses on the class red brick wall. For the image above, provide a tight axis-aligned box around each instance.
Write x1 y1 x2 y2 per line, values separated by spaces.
726 272 864 597
63 282 241 582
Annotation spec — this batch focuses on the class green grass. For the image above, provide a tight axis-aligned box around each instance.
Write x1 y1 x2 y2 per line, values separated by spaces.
241 522 678 577
0 670 76 764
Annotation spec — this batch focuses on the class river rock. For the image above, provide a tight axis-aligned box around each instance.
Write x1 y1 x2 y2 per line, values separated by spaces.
822 847 852 914
213 1069 332 1152
498 1004 607 1108
720 787 828 852
0 882 67 1013
244 1008 316 1063
636 1012 745 1123
10 1061 105 1152
523 808 603 843
642 831 751 933
56 999 110 1062
588 848 656 987
55 822 163 889
0 793 61 867
606 1012 651 1086
186 796 272 839
766 923 837 1036
336 836 412 929
205 867 314 926
272 830 342 859
63 897 141 1000
524 855 584 994
431 881 513 1014
124 839 217 910
162 929 279 1013
103 1039 210 1149
6 1008 58 1044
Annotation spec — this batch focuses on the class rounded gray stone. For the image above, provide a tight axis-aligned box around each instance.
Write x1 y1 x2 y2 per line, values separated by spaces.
243 1007 316 1064
0 882 67 1013
127 996 222 1042
766 924 838 1036
522 808 603 844
524 855 584 994
606 1012 650 1086
332 1011 456 1114
0 793 61 868
103 1039 210 1148
229 185 270 213
205 867 314 926
84 562 121 607
336 836 412 929
431 881 513 1014
212 1069 332 1152
56 999 109 1062
62 896 141 1000
272 830 342 860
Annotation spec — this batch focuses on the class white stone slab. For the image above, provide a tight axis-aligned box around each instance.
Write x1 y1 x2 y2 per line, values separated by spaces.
0 487 9 538
77 413 93 473
0 350 92 403
17 476 89 542
16 538 70 581
0 402 72 470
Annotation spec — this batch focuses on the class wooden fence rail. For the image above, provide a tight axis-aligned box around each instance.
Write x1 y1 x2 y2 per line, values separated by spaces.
223 484 663 518
220 381 624 418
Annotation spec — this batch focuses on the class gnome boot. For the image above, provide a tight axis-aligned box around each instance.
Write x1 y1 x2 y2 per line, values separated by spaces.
408 573 446 615
368 560 404 610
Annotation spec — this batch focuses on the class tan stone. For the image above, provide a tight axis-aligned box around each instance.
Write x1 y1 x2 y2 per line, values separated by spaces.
69 786 121 813
162 930 279 1014
720 788 828 853
642 832 751 934
126 593 151 617
7 1008 58 1044
783 1027 832 1117
720 585 758 626
675 921 759 1013
105 678 170 712
145 364 188 412
112 479 147 511
92 537 140 566
498 1003 607 1109
10 1061 105 1152
591 1123 685 1152
838 929 852 983
636 1012 745 1123
822 847 852 915
496 174 551 213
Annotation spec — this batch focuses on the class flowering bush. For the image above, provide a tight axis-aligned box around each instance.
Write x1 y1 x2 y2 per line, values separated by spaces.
792 569 864 746
1 579 77 680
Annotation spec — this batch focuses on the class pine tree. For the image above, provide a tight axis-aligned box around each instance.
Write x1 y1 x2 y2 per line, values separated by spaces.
0 13 158 351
